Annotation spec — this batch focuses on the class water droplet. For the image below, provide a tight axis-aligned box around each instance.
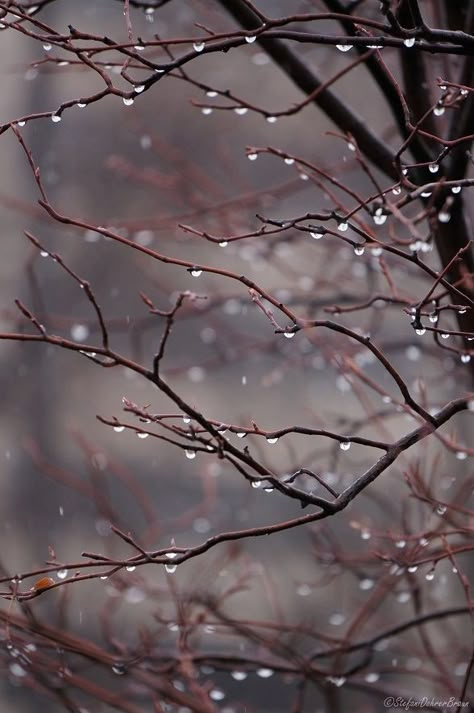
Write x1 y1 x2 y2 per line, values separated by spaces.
134 45 145 51
256 668 273 678
43 43 52 51
415 328 426 336
125 585 145 604
51 113 62 123
438 211 451 223
408 565 418 573
77 102 86 109
236 431 246 438
284 157 295 165
245 35 257 43
134 85 145 94
137 432 149 439
406 345 421 361
395 540 406 548
406 657 421 671
9 663 27 678
188 365 205 382
123 97 134 106
365 672 380 683
429 313 438 323
57 569 68 580
391 564 405 576
40 250 49 257
193 41 205 52
433 105 445 116
450 186 461 196
126 565 136 572
190 268 202 277
327 676 346 687
113 425 125 433
456 451 467 460
436 504 447 515
460 88 469 96
425 569 435 581
205 688 225 704
359 578 374 590
231 671 247 680
361 529 371 540
283 331 295 339
336 44 353 52
112 664 126 675
338 221 348 232
392 185 401 195
17 120 26 127
373 212 387 225
419 537 429 547
347 141 356 151
70 324 89 341
441 333 450 339
25 67 39 81
297 583 312 596
266 116 277 123
247 152 258 161
339 441 351 451
404 37 415 47
165 563 177 574
266 437 279 444
461 354 471 364
428 163 439 173
219 240 228 247
310 229 324 239
234 107 248 115
354 245 365 256
329 613 346 626
251 480 262 488
185 450 196 460
421 191 432 197
397 592 411 604
454 662 468 676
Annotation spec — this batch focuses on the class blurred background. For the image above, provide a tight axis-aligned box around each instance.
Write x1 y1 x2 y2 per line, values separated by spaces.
0 2 472 711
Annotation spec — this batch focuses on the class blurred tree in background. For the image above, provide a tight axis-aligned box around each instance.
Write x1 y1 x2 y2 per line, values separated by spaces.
0 1 473 711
